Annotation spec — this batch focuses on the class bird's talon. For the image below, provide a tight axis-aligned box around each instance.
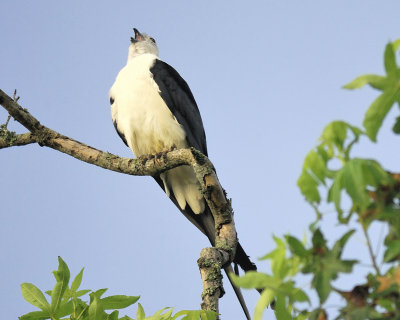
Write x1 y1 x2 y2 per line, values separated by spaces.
140 154 154 165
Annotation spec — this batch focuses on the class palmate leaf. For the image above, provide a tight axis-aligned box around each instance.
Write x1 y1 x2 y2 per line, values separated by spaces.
363 87 399 141
344 40 400 141
297 150 326 204
303 229 357 304
328 158 392 216
298 121 363 206
260 237 287 278
320 121 362 155
286 235 308 258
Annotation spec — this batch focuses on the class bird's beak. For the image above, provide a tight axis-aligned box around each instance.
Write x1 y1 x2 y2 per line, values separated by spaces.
131 28 144 43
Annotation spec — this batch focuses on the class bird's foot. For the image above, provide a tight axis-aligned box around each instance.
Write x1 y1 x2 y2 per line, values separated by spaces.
140 145 178 165
154 144 177 161
139 154 155 165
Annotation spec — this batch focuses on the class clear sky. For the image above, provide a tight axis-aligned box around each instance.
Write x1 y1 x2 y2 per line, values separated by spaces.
1 1 400 319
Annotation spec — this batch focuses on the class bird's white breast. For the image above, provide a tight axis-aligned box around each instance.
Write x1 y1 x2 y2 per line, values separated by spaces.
110 54 204 214
110 54 187 156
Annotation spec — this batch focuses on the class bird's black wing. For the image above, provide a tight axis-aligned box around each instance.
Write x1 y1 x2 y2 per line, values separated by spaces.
150 59 208 156
150 60 256 271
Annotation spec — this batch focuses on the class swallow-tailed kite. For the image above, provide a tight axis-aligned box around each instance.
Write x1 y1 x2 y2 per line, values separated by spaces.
109 28 257 319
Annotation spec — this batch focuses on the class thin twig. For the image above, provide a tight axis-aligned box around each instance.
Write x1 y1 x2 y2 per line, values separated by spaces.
4 114 11 129
361 223 381 276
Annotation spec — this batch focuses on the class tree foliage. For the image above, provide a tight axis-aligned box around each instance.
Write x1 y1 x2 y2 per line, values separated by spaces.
232 39 400 319
20 257 216 320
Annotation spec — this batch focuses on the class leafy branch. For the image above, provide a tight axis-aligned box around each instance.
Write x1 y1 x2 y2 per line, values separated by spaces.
20 257 216 320
232 38 400 319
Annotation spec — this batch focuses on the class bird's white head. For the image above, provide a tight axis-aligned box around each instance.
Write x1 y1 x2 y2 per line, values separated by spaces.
127 28 159 62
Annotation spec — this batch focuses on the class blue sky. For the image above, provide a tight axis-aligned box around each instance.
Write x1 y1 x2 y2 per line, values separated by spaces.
1 1 400 319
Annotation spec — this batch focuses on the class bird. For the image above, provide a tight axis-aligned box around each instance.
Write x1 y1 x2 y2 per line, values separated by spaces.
109 28 257 319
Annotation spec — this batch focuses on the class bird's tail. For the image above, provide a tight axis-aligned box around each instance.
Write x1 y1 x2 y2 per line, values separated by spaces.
224 264 251 320
234 242 258 272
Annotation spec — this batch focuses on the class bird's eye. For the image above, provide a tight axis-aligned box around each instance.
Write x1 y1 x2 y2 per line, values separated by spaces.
150 37 156 44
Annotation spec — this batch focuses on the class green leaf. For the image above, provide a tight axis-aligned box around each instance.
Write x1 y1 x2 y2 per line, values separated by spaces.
332 229 356 256
230 271 278 289
343 74 390 90
291 288 310 303
136 303 145 320
393 38 400 51
19 310 50 320
261 237 288 278
328 158 392 213
321 121 348 151
51 256 70 314
93 288 108 299
89 293 105 320
286 235 308 258
304 229 357 304
313 269 331 303
21 283 50 312
54 301 74 318
384 239 400 262
107 310 119 320
100 295 140 310
274 294 291 320
297 168 321 204
392 116 400 134
253 289 274 320
311 229 326 250
172 310 217 320
363 88 398 141
71 268 84 293
297 150 326 203
384 42 397 78
76 289 91 297
152 307 173 319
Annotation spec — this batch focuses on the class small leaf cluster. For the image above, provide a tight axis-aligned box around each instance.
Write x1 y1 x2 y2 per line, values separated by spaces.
233 39 400 319
20 257 216 320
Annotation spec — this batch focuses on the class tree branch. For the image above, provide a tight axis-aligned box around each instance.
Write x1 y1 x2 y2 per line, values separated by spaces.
0 89 237 317
0 132 36 148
